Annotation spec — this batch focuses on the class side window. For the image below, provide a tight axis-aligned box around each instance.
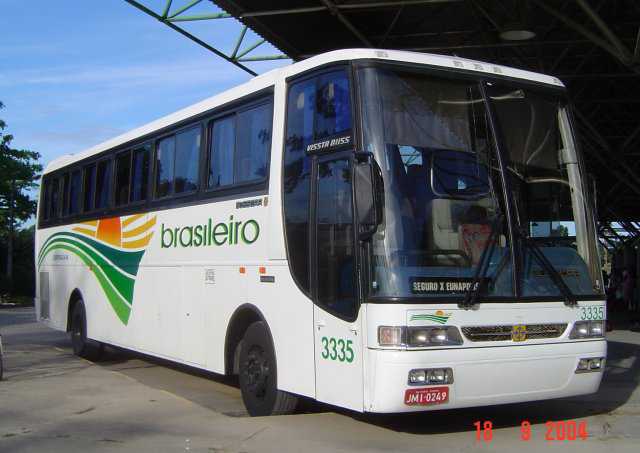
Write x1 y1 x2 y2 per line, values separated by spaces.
41 179 51 221
69 170 81 215
208 102 272 189
155 135 175 198
49 177 60 219
131 145 150 202
61 173 70 216
115 151 131 206
314 72 352 140
283 70 352 294
155 127 201 198
236 104 271 183
208 116 235 188
95 160 112 209
83 164 96 212
175 127 200 193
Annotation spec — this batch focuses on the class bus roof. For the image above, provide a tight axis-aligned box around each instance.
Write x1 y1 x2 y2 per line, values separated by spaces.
44 48 564 174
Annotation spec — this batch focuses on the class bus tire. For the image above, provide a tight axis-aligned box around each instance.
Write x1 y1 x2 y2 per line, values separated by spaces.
239 321 297 416
70 301 103 361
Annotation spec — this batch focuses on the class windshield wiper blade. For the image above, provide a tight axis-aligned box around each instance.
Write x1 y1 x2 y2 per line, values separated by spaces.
518 228 577 307
460 213 503 309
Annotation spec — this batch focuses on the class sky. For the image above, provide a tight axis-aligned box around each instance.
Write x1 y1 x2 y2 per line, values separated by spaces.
0 0 290 172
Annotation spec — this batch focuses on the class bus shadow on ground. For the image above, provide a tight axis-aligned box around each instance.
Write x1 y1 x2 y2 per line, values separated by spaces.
92 337 639 432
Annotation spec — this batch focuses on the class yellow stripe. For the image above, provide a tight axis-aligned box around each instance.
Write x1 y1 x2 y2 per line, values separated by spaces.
122 217 156 238
122 233 153 249
72 227 96 237
122 214 146 228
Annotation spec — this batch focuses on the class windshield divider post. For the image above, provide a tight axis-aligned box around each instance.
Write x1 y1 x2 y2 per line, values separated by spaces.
479 81 522 298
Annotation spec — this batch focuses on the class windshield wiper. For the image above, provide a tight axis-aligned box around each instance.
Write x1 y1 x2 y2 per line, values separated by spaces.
518 227 577 307
460 213 503 309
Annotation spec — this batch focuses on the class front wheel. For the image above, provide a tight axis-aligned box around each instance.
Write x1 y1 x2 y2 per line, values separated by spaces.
239 321 297 416
70 301 103 361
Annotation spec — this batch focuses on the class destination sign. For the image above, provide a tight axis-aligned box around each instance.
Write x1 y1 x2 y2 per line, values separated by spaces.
410 277 487 295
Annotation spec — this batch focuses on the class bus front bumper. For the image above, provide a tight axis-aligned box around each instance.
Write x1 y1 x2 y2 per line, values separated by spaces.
365 339 606 413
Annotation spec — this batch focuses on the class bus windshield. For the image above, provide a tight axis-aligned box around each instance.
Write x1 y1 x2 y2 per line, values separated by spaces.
357 65 602 300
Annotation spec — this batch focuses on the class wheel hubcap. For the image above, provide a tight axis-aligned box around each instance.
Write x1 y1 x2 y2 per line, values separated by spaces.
72 316 83 350
244 346 270 399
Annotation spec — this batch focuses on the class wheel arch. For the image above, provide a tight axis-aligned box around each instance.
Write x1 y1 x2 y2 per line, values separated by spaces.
66 289 84 332
224 304 274 376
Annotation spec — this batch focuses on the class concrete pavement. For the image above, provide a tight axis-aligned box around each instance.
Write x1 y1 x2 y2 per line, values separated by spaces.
1 307 639 452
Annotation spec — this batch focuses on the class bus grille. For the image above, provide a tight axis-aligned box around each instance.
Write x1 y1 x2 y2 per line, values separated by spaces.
461 324 567 342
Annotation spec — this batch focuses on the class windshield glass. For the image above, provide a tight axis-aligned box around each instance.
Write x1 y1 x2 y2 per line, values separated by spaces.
487 84 603 297
358 66 514 299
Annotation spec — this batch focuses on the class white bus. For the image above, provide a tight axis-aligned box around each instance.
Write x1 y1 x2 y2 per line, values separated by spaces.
36 49 606 416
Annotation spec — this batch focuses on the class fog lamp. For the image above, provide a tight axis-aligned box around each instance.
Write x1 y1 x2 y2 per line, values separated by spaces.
577 359 589 371
408 368 454 385
589 358 602 370
408 369 427 384
575 357 604 373
429 368 446 383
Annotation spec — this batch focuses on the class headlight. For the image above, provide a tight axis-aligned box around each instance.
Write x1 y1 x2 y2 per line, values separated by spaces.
378 326 464 347
569 320 604 339
407 326 463 347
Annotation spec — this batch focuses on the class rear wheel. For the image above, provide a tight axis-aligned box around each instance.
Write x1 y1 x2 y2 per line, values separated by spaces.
239 321 297 416
70 301 102 361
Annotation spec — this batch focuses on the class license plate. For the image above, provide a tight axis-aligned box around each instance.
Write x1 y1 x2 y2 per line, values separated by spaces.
404 387 450 406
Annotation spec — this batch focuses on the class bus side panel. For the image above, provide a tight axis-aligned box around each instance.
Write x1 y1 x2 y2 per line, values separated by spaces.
246 263 316 398
36 226 84 332
202 266 248 373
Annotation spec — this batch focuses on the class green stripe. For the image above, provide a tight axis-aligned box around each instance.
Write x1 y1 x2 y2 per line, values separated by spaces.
37 231 150 326
39 236 135 303
40 243 131 324
39 232 145 276
410 314 450 324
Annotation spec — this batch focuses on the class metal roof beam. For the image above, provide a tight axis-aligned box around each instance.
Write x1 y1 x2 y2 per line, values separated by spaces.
575 0 633 63
620 123 640 154
167 0 203 19
574 109 640 197
237 0 462 18
124 0 290 75
531 0 637 70
320 0 373 47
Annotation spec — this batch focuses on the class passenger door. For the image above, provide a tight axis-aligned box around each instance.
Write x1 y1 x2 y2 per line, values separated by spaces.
312 153 363 410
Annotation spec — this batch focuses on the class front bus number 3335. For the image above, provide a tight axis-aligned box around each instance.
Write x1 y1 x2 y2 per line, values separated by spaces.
321 336 355 362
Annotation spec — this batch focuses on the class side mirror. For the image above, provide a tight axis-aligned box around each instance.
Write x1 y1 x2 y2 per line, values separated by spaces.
354 152 382 240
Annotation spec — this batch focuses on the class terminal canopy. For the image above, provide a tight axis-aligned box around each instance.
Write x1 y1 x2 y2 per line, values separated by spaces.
209 0 640 246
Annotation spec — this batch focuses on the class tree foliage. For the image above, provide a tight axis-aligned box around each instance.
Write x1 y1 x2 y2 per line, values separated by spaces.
0 101 42 296
0 102 42 235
